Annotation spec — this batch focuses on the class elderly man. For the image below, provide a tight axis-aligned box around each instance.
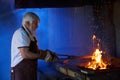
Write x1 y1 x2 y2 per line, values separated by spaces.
11 12 57 80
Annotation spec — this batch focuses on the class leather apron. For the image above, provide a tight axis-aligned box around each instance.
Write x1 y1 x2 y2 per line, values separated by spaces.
11 27 38 80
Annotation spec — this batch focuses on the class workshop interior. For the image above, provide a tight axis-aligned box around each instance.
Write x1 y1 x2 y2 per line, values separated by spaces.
0 0 120 80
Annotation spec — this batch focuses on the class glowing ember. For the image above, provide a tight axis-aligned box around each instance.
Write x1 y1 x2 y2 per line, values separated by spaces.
92 35 96 40
85 35 109 70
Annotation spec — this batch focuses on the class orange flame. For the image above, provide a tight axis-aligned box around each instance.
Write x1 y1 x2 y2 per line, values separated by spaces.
86 35 108 70
92 35 96 40
86 48 107 70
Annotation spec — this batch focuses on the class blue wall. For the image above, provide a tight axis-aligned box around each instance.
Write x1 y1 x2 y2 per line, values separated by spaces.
47 7 93 55
0 0 94 80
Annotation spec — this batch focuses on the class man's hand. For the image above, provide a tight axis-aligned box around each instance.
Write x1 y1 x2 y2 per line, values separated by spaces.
44 50 58 62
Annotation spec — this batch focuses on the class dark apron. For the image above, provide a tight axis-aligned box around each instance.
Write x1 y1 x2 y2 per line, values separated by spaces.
11 27 38 80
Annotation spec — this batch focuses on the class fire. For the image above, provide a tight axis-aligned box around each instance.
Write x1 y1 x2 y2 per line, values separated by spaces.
86 35 108 70
92 35 96 40
86 48 107 70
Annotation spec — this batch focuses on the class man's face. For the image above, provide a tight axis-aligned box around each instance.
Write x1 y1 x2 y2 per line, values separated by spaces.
30 21 38 31
25 20 39 34
29 21 39 35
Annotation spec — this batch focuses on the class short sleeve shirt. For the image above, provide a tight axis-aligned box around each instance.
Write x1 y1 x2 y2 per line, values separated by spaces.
11 27 34 67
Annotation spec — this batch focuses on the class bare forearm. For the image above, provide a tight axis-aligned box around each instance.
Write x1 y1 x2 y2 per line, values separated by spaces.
19 48 49 60
26 49 48 59
22 50 40 59
19 48 40 59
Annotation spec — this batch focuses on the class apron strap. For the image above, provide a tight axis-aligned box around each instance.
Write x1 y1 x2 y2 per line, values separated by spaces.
21 26 31 41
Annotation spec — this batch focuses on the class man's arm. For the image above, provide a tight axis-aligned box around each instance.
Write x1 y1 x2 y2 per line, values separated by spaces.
19 47 41 59
39 50 48 59
19 47 58 62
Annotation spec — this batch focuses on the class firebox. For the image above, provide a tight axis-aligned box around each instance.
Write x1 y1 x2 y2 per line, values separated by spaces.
52 35 120 80
52 55 120 80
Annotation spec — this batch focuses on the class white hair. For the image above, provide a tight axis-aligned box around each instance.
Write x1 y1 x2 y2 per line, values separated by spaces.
22 12 40 26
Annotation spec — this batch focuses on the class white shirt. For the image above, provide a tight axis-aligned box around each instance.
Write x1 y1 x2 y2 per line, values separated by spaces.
11 26 35 67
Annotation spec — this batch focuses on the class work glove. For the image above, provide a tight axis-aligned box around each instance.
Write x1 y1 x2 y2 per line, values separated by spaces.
44 50 58 62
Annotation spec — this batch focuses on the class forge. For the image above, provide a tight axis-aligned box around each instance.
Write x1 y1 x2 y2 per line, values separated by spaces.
52 55 120 80
52 35 120 80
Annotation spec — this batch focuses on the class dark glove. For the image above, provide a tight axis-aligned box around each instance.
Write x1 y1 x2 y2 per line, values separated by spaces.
44 50 58 62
